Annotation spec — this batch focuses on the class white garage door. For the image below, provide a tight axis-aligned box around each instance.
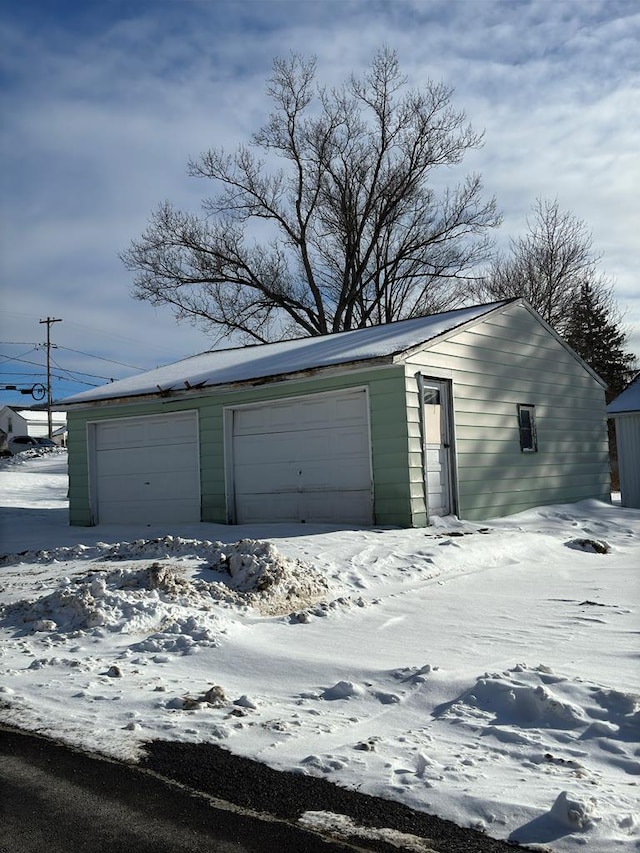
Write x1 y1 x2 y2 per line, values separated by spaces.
92 412 200 524
230 389 373 524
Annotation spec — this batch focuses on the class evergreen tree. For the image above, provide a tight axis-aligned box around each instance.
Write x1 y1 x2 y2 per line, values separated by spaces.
564 281 636 402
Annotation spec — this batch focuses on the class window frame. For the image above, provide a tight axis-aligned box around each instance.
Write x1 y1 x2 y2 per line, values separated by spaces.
517 403 538 453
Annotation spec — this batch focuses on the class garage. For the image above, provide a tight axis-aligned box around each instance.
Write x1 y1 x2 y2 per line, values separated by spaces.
90 411 200 524
228 389 373 524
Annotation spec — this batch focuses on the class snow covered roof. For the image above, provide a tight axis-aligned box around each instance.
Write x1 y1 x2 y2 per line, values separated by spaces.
607 374 640 415
60 301 510 406
16 410 66 423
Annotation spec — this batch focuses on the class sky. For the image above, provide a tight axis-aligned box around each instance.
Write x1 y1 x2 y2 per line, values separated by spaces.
1 0 639 406
1 451 638 851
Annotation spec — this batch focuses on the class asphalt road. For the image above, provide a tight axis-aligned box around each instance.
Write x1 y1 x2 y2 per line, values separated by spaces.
0 725 529 853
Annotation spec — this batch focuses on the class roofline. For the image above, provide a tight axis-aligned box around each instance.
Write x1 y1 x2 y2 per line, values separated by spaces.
60 301 510 409
59 298 606 409
516 300 608 389
58 357 398 411
608 409 639 418
394 298 517 361
396 297 607 389
606 373 640 415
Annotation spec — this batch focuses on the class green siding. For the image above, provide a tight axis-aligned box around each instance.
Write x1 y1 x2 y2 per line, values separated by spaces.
66 366 413 528
403 302 610 522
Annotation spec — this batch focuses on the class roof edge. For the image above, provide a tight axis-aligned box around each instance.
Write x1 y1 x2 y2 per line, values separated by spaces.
393 298 517 362
516 301 608 389
58 357 398 410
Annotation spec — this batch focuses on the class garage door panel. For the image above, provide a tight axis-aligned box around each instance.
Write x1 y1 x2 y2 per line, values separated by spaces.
97 470 200 503
234 404 299 435
234 460 299 493
97 497 197 525
231 390 372 524
233 433 298 465
96 413 197 449
93 412 200 524
300 491 373 524
233 392 369 436
96 444 197 477
334 395 368 424
234 460 370 494
234 428 368 468
234 493 300 524
331 426 371 457
297 460 371 490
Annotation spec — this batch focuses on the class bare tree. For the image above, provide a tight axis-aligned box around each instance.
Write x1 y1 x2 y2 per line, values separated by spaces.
122 48 500 343
473 198 606 334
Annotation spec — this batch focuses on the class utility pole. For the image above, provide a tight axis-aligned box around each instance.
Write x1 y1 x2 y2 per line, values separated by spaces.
39 317 62 438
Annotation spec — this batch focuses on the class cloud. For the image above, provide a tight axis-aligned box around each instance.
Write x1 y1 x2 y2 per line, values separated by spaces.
1 0 638 407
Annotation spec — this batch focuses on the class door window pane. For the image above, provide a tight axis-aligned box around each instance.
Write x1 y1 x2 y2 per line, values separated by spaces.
424 388 441 444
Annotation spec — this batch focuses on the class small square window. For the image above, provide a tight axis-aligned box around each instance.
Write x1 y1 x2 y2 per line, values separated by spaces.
517 404 537 452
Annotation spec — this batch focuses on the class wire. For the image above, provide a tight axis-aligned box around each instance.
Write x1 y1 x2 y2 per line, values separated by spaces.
52 376 100 388
3 352 119 382
49 353 113 382
0 354 44 369
2 344 144 372
0 348 40 367
56 346 144 371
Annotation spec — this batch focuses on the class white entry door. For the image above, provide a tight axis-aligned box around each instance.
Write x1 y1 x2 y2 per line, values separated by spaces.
91 411 200 524
229 389 373 524
421 379 454 518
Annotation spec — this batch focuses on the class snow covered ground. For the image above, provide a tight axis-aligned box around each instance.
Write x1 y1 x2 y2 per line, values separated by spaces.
0 451 638 851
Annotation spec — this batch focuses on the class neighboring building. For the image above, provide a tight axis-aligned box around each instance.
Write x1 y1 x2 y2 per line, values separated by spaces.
60 299 610 528
607 374 640 509
0 407 67 444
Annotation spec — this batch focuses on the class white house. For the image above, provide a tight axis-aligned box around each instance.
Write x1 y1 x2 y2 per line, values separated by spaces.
0 407 67 445
607 374 640 509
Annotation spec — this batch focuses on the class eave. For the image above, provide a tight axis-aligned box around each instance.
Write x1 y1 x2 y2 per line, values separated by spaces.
58 355 398 412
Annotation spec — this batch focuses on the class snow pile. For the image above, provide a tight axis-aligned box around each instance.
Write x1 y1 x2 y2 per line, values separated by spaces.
1 535 228 567
0 446 66 465
1 541 324 640
1 537 329 617
206 539 330 615
549 791 598 831
441 666 589 729
0 562 221 636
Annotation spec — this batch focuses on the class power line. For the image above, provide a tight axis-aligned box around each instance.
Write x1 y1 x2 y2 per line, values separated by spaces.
56 346 144 371
3 352 121 380
0 372 100 388
0 355 45 369
49 353 113 382
1 343 145 371
2 313 195 360
50 375 100 388
0 348 40 367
